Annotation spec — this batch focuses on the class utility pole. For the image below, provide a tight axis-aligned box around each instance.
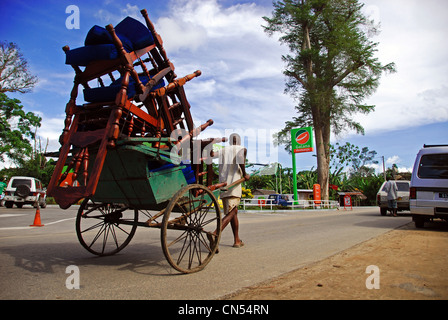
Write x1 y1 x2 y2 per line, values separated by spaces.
382 156 386 181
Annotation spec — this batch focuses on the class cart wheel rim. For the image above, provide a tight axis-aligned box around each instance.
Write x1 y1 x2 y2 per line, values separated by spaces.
161 184 222 273
76 199 138 256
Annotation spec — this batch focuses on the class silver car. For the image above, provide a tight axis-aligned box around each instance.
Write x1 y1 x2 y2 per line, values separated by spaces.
377 180 410 215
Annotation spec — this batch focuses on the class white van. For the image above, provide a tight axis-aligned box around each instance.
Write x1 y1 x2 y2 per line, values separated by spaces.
410 145 448 228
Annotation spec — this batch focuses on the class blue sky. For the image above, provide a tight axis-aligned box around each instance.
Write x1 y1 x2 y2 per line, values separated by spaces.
1 0 447 174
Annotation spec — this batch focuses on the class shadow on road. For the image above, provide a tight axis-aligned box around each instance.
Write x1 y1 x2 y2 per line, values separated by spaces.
0 241 177 276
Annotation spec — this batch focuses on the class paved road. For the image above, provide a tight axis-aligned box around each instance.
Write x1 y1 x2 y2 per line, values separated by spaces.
0 205 411 300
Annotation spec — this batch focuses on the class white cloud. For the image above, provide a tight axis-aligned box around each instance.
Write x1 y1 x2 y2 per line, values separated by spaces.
382 156 411 173
386 155 401 165
154 0 291 138
365 157 412 174
120 3 140 19
157 17 207 52
94 2 144 24
32 0 448 169
95 9 117 23
31 110 65 152
37 116 64 142
168 0 266 38
159 0 448 148
33 72 74 97
397 166 412 173
356 0 448 134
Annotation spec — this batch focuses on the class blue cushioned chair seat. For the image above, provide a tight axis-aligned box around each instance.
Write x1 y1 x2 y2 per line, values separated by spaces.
85 25 113 46
181 163 196 184
65 44 122 67
148 162 196 185
83 74 165 103
115 17 154 50
65 17 154 67
85 25 134 51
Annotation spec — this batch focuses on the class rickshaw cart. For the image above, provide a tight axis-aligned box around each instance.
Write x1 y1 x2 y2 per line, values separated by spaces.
46 9 238 273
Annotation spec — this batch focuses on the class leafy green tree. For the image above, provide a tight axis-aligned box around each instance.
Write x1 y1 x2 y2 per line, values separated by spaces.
0 156 55 186
263 0 395 200
280 167 294 193
246 174 274 191
354 173 383 205
0 41 38 94
0 93 42 165
296 168 317 189
330 142 378 176
0 41 41 168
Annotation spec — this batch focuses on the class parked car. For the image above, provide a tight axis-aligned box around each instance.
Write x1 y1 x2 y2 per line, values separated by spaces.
3 176 47 208
376 180 410 215
268 194 293 207
410 145 448 228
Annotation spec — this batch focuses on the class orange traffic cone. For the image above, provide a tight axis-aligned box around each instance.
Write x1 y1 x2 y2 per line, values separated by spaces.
30 205 44 227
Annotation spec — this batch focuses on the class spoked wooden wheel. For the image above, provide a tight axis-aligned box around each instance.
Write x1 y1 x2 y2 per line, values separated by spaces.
76 199 138 256
161 184 222 273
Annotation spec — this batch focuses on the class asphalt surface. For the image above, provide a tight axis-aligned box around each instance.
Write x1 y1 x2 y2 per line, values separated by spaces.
0 205 411 300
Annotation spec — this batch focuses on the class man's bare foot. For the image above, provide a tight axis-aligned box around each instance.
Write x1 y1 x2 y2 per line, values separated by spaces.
233 241 244 248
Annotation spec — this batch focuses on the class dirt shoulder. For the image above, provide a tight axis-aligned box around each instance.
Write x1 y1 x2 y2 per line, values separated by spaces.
224 221 448 300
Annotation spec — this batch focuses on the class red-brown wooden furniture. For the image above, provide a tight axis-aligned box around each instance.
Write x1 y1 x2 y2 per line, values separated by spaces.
45 9 236 273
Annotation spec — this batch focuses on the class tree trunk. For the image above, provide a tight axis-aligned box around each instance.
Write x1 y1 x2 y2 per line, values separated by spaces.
312 94 332 201
314 123 330 200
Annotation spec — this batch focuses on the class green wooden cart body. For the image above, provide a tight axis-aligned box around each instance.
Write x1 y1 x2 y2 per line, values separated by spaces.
87 142 192 209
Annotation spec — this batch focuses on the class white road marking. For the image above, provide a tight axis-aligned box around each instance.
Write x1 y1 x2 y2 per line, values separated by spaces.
0 214 27 218
0 217 75 230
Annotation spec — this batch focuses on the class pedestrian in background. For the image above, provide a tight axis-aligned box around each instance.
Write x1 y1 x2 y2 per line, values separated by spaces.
384 176 398 217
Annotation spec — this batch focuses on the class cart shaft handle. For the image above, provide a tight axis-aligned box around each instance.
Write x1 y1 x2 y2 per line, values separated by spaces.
219 176 249 192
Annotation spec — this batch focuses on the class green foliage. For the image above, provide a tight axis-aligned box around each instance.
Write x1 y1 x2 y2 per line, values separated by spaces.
330 142 378 175
246 174 274 191
247 162 385 204
0 156 55 187
0 93 42 165
0 43 46 184
296 168 317 189
245 142 405 205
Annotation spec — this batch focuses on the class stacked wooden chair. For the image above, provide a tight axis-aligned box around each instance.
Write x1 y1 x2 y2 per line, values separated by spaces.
47 9 220 209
